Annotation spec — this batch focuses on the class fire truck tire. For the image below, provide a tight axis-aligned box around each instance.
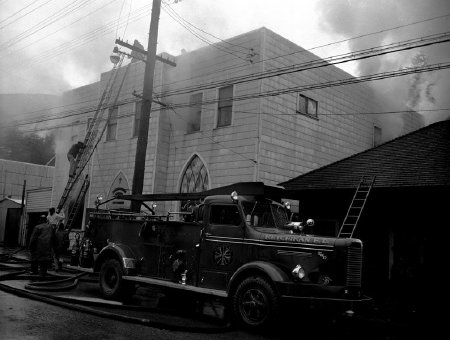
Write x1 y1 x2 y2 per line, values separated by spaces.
232 276 279 329
99 258 133 300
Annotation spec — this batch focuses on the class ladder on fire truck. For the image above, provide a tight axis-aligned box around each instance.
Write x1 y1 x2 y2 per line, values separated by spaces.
56 55 131 230
338 176 376 238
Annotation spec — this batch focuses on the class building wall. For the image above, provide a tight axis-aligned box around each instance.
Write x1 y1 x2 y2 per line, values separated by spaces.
50 27 424 218
161 29 263 196
0 159 54 200
257 28 382 185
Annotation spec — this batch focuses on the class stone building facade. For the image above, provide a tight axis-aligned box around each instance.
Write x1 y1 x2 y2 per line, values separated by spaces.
50 28 423 224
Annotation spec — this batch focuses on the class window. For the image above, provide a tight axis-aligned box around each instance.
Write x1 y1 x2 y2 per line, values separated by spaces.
179 155 209 212
297 94 318 118
217 85 233 127
133 101 142 137
373 126 382 147
180 155 209 194
187 93 202 133
106 106 118 141
210 205 241 226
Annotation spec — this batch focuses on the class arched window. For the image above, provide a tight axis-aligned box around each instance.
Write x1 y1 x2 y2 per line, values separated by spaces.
180 155 209 193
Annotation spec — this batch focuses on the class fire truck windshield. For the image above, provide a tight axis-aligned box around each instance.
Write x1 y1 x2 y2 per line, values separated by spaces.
242 201 289 229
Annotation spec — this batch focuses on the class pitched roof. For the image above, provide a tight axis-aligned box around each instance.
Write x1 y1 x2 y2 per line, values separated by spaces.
280 119 450 190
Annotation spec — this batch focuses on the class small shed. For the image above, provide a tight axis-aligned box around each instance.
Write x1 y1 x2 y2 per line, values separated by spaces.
280 120 450 306
0 197 23 246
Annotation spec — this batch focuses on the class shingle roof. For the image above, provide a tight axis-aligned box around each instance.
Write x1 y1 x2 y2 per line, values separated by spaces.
280 119 450 190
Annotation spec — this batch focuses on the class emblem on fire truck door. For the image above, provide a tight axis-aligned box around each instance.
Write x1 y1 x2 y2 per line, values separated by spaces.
213 245 232 266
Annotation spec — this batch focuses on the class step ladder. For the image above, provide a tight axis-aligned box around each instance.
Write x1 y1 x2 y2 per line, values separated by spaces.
338 176 376 238
57 55 131 229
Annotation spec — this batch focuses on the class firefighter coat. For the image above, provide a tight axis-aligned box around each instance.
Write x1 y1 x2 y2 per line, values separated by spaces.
29 222 56 262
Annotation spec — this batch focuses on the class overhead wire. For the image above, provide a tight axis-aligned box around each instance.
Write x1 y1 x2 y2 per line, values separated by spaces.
0 0 54 30
1 11 448 128
2 0 118 57
162 0 252 55
143 32 450 98
151 12 450 92
161 3 249 61
2 62 448 132
9 26 446 125
0 0 95 50
0 0 38 27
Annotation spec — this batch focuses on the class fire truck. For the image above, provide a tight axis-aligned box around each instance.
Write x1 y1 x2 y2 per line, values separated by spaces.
76 182 369 329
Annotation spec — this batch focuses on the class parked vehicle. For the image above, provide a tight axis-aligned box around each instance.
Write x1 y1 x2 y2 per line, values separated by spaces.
80 182 369 328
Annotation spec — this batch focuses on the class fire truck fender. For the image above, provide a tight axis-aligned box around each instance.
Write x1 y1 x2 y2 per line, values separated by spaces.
227 261 289 295
94 243 137 273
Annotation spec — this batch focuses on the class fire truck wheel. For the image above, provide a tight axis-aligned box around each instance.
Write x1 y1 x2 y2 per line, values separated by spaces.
232 276 279 329
99 258 132 300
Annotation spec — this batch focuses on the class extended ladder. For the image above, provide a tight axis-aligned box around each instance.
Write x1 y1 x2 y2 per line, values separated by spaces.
338 176 376 238
65 174 90 230
57 55 131 229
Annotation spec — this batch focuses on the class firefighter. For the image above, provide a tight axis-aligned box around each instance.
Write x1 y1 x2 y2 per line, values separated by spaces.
29 215 56 277
47 207 65 230
53 222 69 272
67 141 85 178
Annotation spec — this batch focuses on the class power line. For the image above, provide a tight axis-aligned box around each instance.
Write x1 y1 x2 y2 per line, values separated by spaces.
0 0 95 51
150 12 450 92
0 0 54 30
0 0 38 26
1 0 118 57
166 62 450 109
162 0 253 54
4 2 153 67
161 3 249 61
3 58 448 130
3 23 449 121
149 32 450 98
5 105 447 135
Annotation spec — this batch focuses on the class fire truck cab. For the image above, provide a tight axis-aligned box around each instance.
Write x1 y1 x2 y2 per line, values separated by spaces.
82 182 368 328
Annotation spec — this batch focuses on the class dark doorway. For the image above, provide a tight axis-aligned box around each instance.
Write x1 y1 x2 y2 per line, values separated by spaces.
4 208 21 246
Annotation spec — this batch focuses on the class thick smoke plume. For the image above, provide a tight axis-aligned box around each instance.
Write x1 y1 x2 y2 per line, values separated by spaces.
317 0 450 128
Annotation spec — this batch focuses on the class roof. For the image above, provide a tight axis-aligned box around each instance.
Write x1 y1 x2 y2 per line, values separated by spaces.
280 119 450 190
0 197 23 206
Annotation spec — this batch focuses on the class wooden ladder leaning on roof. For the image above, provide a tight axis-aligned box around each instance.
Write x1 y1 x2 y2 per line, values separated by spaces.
338 175 376 238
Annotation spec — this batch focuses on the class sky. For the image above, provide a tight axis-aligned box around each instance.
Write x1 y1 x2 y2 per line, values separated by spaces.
0 0 449 125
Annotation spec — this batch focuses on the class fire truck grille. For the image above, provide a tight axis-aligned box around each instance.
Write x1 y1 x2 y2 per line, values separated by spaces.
346 243 362 287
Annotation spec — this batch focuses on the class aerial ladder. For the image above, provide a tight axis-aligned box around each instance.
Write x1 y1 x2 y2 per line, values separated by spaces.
338 176 376 238
57 54 132 230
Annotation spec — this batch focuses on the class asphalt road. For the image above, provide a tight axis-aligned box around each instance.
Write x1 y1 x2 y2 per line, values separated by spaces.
0 290 276 340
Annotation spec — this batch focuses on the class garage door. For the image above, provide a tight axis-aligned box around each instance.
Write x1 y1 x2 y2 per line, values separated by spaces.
26 187 52 212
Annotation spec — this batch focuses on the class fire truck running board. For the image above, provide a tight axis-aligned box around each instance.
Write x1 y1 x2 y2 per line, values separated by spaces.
122 276 228 298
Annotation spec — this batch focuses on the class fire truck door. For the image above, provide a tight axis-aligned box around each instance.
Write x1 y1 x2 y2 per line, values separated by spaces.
198 203 244 290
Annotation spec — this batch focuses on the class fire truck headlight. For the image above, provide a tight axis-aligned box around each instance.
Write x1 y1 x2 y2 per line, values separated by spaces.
122 257 136 269
292 264 305 280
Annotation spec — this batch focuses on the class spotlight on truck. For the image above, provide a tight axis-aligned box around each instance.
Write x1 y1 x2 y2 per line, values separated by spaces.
231 191 238 202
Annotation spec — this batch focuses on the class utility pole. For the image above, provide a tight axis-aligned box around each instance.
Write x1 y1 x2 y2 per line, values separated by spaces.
130 0 162 212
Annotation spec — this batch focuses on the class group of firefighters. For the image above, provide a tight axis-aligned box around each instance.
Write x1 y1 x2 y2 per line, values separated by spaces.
28 208 69 277
28 141 86 277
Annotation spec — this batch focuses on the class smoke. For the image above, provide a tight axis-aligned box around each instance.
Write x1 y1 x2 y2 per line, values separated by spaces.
316 0 450 128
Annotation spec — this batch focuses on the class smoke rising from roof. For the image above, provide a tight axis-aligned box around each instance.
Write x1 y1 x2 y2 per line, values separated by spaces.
316 0 450 127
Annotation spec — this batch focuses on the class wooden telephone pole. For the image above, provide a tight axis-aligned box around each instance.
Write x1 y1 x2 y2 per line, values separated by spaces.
130 0 161 212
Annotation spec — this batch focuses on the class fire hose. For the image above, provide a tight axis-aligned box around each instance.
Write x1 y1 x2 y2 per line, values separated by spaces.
0 251 232 333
